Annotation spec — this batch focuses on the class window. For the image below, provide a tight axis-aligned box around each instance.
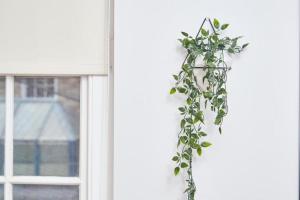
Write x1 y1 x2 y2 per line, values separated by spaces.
0 76 109 200
0 0 110 198
14 77 80 177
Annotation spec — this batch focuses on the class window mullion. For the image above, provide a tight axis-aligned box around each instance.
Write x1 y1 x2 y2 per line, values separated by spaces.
5 76 14 200
80 76 88 200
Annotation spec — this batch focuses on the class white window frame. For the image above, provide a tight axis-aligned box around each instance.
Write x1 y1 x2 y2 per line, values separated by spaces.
0 75 109 200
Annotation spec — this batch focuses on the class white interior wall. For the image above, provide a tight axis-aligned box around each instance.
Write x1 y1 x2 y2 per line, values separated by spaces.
114 0 299 199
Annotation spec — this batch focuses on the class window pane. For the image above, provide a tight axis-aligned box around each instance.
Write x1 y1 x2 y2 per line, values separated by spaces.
0 77 5 175
0 185 3 200
13 185 78 200
14 77 80 176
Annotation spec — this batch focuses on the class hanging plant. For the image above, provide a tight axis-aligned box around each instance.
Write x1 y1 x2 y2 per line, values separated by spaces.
170 18 248 200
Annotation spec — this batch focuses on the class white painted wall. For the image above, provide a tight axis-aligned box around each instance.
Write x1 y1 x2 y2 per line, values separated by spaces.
114 0 299 200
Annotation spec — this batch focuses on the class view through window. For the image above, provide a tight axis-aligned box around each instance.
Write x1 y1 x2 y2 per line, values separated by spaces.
0 76 83 200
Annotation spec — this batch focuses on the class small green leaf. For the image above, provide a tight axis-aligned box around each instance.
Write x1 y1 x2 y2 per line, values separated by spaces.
182 64 189 72
187 98 192 105
201 28 209 36
212 35 218 42
172 156 179 161
201 141 212 147
180 136 187 144
213 19 220 29
174 167 180 176
218 109 226 117
182 38 190 47
199 131 207 137
180 119 186 128
186 118 193 124
197 147 202 156
221 24 229 30
228 48 235 53
214 117 222 125
194 111 204 124
182 153 190 160
217 88 227 95
180 162 188 168
177 87 186 93
184 187 191 193
170 88 176 94
203 91 213 99
242 43 249 49
173 75 178 80
181 32 189 37
178 107 185 112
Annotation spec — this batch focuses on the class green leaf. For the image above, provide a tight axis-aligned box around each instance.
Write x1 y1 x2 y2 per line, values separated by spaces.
212 35 218 42
182 38 190 47
186 118 193 124
178 107 185 112
177 87 186 93
203 91 213 99
219 126 222 134
170 88 176 94
231 39 237 48
228 48 235 53
172 156 179 161
181 32 189 37
180 162 188 168
197 147 202 156
199 131 207 137
184 187 191 193
182 153 190 160
173 75 178 80
218 109 226 117
242 43 249 49
180 119 186 128
214 117 222 125
180 136 187 144
187 98 192 105
182 64 189 72
217 88 227 95
221 24 229 30
201 141 212 147
201 28 209 36
174 167 180 176
213 19 220 29
194 111 204 123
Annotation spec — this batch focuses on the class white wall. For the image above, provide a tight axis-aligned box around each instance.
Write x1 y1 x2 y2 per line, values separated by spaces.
114 0 299 200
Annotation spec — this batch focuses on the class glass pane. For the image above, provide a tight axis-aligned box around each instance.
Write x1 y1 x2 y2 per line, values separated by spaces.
13 185 78 200
14 77 80 176
0 77 5 175
0 185 3 200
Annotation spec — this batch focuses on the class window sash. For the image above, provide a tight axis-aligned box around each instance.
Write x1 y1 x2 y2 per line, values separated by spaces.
2 76 88 200
0 76 109 200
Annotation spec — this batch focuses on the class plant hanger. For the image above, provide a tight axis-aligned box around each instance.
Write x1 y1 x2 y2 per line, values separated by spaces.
182 17 232 71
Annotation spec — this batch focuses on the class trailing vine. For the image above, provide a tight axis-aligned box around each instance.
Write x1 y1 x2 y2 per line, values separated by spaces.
170 18 248 200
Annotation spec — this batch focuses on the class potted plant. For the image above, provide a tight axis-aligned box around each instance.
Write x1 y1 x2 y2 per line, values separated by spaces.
170 18 248 200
